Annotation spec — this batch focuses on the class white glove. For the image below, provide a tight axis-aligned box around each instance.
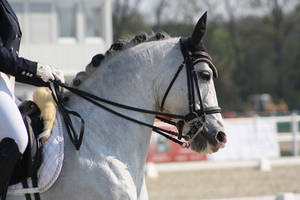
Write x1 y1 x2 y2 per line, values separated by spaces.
37 63 65 83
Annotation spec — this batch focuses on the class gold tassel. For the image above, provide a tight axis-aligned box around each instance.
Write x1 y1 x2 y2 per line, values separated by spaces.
33 87 57 143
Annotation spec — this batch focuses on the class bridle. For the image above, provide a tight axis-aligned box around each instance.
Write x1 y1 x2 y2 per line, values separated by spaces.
50 38 221 150
159 38 221 142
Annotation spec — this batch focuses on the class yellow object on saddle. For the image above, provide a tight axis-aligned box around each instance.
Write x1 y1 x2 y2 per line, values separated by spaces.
33 87 57 143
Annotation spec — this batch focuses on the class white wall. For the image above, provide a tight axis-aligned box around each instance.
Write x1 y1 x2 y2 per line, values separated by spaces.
11 0 113 76
11 0 113 99
19 40 107 76
208 116 297 161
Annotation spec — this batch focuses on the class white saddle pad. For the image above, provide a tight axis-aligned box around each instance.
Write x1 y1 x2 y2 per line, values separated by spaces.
8 112 64 195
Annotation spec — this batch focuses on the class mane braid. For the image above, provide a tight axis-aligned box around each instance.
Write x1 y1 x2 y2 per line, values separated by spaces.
71 32 170 87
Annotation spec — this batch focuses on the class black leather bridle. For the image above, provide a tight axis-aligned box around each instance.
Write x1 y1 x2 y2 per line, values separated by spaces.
159 38 221 142
50 38 221 150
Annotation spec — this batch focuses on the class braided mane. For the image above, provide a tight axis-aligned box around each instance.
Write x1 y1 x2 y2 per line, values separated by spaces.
72 32 170 87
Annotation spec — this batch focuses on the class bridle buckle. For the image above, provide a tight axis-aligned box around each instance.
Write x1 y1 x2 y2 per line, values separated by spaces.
185 113 208 141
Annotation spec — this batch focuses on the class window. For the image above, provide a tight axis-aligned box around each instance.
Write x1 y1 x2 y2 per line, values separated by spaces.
56 3 76 38
10 2 25 31
10 2 24 13
29 2 52 43
84 2 103 38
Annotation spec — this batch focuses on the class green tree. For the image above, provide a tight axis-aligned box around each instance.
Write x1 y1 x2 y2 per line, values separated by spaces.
111 0 300 112
112 0 151 40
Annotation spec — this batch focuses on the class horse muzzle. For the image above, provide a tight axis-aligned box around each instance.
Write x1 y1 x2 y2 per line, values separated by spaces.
180 117 227 153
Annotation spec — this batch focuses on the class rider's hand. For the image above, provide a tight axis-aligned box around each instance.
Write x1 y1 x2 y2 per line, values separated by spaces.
36 63 65 83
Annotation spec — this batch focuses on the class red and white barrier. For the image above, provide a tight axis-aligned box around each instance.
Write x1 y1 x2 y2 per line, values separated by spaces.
147 121 206 163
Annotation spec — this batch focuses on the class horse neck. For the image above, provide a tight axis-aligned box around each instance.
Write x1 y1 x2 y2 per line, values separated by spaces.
65 43 168 172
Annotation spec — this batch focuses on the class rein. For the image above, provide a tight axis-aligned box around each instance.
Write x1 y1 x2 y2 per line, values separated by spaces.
50 80 188 150
51 38 221 150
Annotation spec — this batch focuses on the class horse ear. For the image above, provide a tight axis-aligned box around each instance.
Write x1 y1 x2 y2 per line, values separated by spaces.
190 11 207 46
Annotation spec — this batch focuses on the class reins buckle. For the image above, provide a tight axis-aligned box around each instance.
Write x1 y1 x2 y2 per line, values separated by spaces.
184 112 208 141
184 111 199 122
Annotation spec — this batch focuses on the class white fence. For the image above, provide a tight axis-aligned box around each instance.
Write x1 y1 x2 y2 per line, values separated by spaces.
274 112 300 156
208 113 300 161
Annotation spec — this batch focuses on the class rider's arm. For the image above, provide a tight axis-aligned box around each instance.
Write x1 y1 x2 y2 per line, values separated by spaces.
0 37 64 86
0 38 37 78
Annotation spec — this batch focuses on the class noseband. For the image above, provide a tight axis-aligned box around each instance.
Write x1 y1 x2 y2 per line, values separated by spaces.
160 38 221 141
51 38 221 150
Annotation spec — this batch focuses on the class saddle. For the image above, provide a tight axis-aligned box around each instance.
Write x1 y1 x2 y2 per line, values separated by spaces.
8 100 44 199
7 87 58 200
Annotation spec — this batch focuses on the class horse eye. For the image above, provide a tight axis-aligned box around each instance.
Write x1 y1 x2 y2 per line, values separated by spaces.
198 71 211 81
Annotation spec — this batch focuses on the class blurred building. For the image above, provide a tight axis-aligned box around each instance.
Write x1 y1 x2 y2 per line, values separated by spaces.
10 0 113 99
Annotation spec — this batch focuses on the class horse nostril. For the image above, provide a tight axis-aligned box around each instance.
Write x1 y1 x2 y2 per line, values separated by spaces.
215 131 227 144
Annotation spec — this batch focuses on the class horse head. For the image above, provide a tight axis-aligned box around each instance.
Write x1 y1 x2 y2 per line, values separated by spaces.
158 12 226 154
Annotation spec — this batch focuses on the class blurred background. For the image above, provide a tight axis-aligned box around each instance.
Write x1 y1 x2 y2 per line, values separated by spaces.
10 0 300 199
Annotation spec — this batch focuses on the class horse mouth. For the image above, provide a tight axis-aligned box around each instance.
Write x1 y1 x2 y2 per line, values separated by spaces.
189 130 227 154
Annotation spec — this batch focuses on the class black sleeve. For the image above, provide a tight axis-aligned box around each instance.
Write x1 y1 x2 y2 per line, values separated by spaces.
15 76 49 87
0 43 37 76
0 39 48 86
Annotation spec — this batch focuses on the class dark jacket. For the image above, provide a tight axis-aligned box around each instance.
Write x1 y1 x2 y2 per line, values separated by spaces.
0 0 47 86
